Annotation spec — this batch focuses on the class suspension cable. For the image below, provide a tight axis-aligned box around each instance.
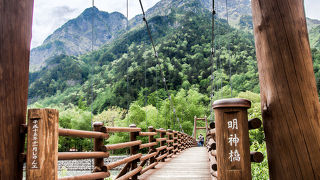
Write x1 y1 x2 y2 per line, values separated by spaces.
90 0 95 171
126 0 130 123
226 0 232 97
210 0 216 122
138 0 183 132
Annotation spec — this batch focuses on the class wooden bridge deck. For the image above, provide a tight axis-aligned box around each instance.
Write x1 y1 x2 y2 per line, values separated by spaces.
140 147 211 180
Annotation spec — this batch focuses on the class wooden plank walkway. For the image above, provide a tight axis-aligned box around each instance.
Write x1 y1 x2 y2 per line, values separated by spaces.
140 147 211 180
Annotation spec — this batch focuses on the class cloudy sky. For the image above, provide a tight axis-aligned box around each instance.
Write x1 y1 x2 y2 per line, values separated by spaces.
31 0 320 48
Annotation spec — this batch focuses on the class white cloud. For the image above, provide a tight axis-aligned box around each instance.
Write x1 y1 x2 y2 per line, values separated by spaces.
31 0 160 48
31 0 318 49
305 0 320 20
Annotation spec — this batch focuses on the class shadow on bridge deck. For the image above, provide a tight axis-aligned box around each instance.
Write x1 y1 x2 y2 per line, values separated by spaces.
139 147 211 180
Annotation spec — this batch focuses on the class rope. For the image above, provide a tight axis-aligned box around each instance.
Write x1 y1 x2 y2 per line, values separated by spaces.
126 0 130 122
138 0 183 132
90 0 95 171
226 0 232 97
210 0 216 122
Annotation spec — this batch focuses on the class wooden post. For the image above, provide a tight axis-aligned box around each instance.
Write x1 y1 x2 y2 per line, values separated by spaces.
159 128 166 162
129 124 139 180
93 122 107 179
148 126 156 165
26 109 59 180
213 98 251 180
173 131 177 154
177 132 181 152
193 116 197 139
205 116 208 133
251 0 320 179
168 129 173 156
0 0 34 179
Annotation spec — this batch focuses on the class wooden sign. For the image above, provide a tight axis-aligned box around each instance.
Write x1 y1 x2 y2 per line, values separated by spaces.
213 98 251 180
26 109 59 180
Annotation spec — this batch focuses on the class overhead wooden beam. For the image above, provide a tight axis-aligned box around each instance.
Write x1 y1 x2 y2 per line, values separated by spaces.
251 0 320 179
0 0 34 179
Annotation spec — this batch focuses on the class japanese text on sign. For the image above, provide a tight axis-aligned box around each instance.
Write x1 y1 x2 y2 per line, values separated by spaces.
227 119 240 162
31 120 39 169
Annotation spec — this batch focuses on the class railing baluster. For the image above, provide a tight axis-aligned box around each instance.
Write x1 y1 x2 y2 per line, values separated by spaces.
129 124 140 180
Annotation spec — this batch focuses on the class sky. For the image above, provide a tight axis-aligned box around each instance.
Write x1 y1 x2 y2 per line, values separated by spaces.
31 0 320 48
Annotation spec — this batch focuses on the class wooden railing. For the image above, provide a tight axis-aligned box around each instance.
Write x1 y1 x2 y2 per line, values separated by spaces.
24 108 196 180
207 98 264 179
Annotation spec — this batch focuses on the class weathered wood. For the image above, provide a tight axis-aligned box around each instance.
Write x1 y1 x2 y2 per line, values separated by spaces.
148 126 157 165
129 124 139 180
141 162 158 174
103 140 142 151
139 132 157 136
58 152 110 160
116 166 142 180
93 122 106 179
107 153 142 170
0 0 34 178
105 126 141 133
250 151 264 163
159 129 167 162
116 162 132 179
251 0 320 179
248 118 262 130
140 152 158 162
213 99 252 180
140 147 211 180
26 109 59 180
59 172 110 180
139 142 158 149
59 128 109 139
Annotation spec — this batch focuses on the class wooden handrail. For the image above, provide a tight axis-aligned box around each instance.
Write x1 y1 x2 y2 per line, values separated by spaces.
105 127 141 133
107 153 142 170
139 142 158 149
25 110 197 180
116 166 143 180
103 140 142 151
59 128 109 139
139 132 157 136
58 152 110 160
59 172 110 180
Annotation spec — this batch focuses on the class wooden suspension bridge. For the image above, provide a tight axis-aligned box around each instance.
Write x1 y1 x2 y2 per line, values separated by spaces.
1 0 320 179
22 100 262 180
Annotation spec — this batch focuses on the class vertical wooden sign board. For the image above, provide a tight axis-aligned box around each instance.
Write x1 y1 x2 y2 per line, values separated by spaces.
213 98 251 180
26 109 59 180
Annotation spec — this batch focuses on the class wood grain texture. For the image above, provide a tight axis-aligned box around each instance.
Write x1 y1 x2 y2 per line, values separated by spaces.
0 0 34 179
213 99 251 180
139 147 211 180
252 0 320 179
26 109 59 180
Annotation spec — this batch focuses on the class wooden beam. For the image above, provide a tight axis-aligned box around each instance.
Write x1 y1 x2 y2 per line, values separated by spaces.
0 0 34 179
251 0 320 178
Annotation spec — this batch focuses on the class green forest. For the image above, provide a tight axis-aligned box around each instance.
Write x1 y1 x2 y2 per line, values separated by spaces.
28 3 320 179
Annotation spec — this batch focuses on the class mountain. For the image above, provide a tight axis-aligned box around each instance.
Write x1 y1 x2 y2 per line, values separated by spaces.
29 7 127 71
28 0 320 108
28 0 259 107
129 0 251 28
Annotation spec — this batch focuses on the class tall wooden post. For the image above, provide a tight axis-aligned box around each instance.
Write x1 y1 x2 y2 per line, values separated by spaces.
26 109 59 180
148 126 156 165
213 98 251 180
0 0 34 179
159 128 166 162
93 122 106 180
193 116 197 139
129 124 139 180
251 0 320 179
